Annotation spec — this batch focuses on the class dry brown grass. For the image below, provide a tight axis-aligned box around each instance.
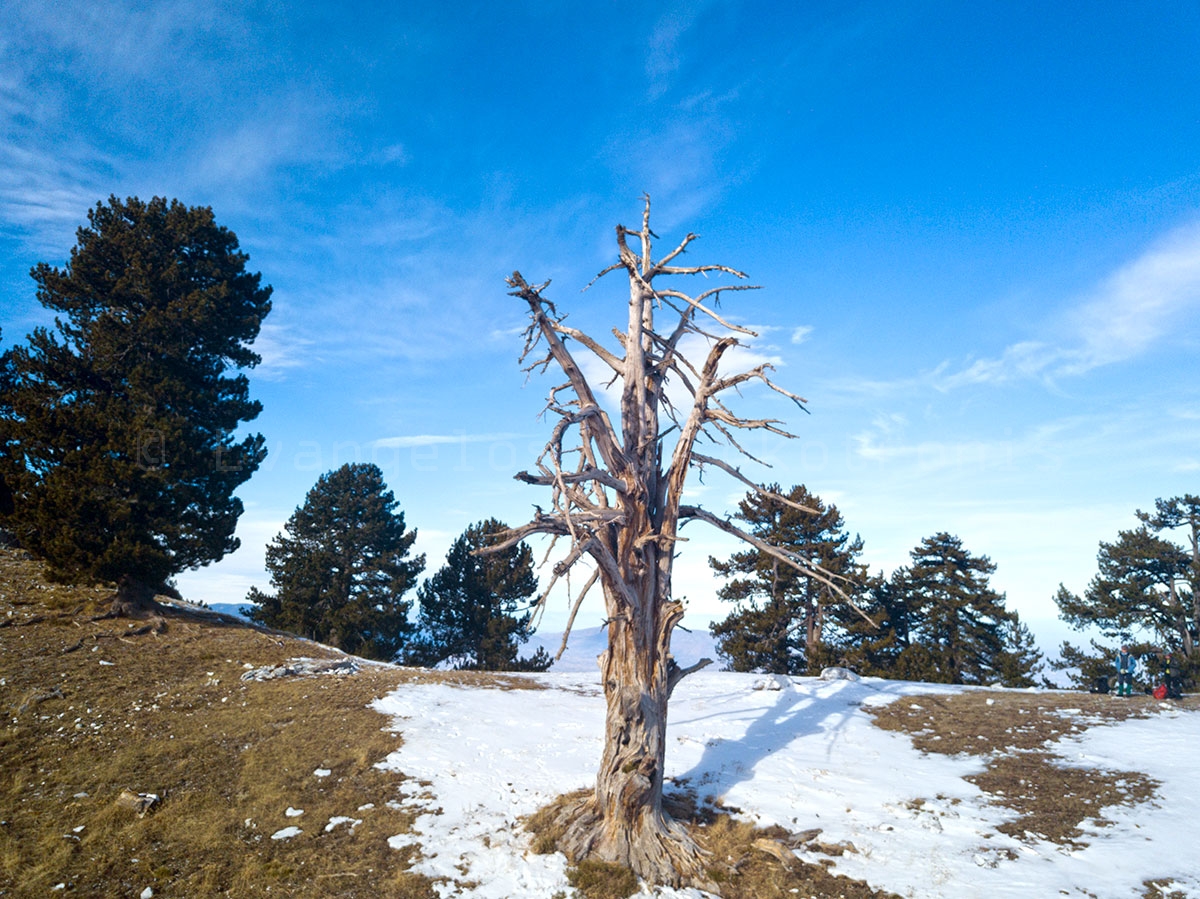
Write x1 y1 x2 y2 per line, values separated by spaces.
0 547 447 898
868 688 1197 846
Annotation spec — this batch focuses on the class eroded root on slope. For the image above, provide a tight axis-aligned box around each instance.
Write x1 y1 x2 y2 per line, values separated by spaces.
527 790 718 893
527 790 900 899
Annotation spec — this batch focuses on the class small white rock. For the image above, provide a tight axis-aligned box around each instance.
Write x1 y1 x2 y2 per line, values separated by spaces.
819 666 860 681
271 826 302 840
285 807 304 818
313 768 332 778
141 888 154 899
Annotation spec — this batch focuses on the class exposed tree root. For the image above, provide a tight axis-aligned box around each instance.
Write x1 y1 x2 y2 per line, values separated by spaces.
537 793 720 894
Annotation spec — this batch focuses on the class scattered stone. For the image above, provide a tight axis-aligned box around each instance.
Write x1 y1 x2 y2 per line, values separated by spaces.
141 888 154 899
116 789 160 817
325 816 362 833
752 837 797 866
313 767 332 778
270 826 302 840
819 667 860 682
240 657 358 682
752 674 791 691
285 807 304 818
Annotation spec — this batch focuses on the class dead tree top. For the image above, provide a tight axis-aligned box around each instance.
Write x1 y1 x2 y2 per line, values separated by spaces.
493 197 868 654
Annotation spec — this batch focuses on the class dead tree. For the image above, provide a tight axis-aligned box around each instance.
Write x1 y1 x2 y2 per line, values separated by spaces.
493 197 856 890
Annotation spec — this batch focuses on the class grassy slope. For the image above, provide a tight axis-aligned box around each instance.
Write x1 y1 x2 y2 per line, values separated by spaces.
1 548 481 898
2 547 1194 899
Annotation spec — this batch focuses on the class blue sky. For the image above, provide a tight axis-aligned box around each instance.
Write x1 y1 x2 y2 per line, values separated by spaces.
3 1 1199 656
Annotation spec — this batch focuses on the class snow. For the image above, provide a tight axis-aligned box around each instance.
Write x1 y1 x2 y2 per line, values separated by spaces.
526 624 718 673
372 670 1200 898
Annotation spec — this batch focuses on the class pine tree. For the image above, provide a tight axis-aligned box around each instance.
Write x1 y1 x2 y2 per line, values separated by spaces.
993 612 1045 688
709 484 863 674
889 533 1036 686
1055 509 1197 687
406 518 550 671
1055 527 1191 646
0 197 271 612
826 571 912 675
1137 495 1200 656
247 464 423 660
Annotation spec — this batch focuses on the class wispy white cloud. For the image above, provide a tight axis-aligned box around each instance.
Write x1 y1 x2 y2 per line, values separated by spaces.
1066 221 1200 368
372 433 523 449
251 321 314 381
645 5 707 100
791 325 814 344
937 221 1200 388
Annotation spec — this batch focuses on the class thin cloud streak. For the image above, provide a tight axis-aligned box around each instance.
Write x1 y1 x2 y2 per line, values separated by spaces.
372 433 524 449
939 220 1200 388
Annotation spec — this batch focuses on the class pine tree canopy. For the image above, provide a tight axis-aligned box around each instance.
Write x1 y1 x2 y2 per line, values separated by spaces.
0 196 271 602
247 463 423 661
885 532 1037 686
407 518 550 672
1055 495 1198 680
709 484 863 674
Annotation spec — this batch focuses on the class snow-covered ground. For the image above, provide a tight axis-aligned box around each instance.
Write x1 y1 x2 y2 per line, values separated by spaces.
373 669 1200 899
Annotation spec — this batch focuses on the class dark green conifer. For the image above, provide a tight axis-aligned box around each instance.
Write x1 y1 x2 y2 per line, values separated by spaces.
406 518 550 671
0 197 271 612
888 533 1036 686
247 464 423 661
709 485 863 674
1055 502 1197 687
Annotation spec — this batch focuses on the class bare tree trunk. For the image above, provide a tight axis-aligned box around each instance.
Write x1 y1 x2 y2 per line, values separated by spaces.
554 585 716 889
497 199 867 891
108 575 160 617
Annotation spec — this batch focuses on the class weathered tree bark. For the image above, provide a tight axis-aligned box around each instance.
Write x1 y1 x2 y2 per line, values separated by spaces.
494 197 869 891
108 575 161 617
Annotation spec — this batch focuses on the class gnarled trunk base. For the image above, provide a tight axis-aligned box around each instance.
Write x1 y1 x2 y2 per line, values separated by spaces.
544 793 719 893
108 575 162 617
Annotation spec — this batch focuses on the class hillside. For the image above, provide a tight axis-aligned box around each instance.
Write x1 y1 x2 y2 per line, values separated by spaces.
2 547 1198 898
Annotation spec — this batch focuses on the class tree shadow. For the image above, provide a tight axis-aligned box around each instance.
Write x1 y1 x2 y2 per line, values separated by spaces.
667 677 880 802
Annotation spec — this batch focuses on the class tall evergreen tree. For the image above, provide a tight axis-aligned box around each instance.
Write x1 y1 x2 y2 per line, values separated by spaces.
709 484 863 674
993 612 1045 688
1137 494 1200 655
0 197 271 612
1055 527 1191 648
1055 506 1197 686
888 533 1036 686
825 571 912 675
406 518 550 671
247 464 423 661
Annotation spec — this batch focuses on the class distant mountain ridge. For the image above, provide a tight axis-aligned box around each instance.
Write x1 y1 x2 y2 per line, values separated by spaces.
526 624 720 673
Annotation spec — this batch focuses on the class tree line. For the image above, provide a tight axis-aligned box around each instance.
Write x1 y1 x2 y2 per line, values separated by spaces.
0 195 1193 691
706 484 1043 687
245 461 550 670
0 195 545 671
